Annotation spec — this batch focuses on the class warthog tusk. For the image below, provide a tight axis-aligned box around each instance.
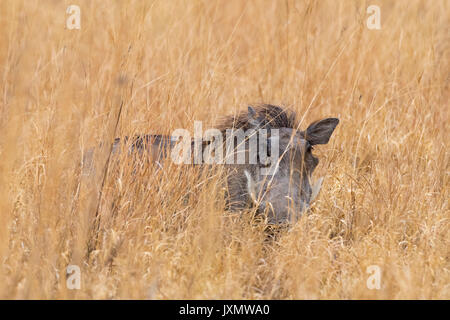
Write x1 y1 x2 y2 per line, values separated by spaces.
310 177 324 203
244 170 259 205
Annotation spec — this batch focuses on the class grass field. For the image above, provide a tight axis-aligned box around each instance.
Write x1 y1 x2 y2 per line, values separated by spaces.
0 0 448 299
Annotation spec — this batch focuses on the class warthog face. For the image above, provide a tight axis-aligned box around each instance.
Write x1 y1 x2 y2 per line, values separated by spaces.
235 106 339 224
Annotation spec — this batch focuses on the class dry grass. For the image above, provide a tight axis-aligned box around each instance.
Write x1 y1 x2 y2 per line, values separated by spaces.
0 0 448 299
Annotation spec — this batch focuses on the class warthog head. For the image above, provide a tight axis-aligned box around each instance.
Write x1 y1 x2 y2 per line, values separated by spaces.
222 105 339 224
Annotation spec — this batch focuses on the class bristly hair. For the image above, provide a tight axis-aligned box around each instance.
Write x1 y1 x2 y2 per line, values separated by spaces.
216 104 298 133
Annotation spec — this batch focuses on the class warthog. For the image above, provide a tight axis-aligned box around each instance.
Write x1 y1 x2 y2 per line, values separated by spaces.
84 104 339 225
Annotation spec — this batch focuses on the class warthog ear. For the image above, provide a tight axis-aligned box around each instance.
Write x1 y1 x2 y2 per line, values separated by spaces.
248 106 266 128
305 118 339 145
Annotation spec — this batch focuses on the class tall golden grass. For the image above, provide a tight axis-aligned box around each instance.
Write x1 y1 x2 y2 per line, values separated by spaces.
0 0 448 299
